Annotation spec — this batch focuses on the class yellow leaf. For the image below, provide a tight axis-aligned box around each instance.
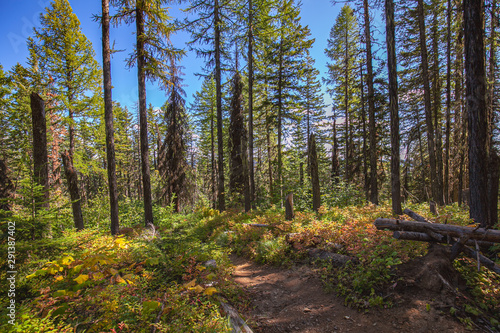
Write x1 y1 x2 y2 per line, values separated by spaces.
73 274 89 285
60 256 74 266
53 290 67 297
203 287 217 296
72 264 84 274
206 273 216 281
183 279 196 289
92 272 104 280
54 275 64 282
196 265 206 271
115 275 126 284
123 273 134 280
108 268 119 275
189 285 204 293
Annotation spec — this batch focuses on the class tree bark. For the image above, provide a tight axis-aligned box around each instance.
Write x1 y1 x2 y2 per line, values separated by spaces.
363 0 378 205
374 218 500 243
136 3 154 225
309 134 321 213
31 92 49 211
61 150 84 231
215 0 225 212
331 116 339 183
385 0 402 214
464 0 489 227
248 0 255 208
444 0 452 204
488 150 499 227
102 0 120 235
417 0 440 205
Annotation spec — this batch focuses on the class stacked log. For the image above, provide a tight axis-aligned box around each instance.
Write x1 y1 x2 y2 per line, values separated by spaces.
374 210 500 275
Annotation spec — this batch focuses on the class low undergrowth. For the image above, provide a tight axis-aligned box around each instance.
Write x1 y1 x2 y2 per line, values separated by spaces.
0 209 238 332
197 202 500 329
1 201 499 331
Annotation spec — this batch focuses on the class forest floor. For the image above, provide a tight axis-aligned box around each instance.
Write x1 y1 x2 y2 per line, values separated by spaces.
230 254 480 333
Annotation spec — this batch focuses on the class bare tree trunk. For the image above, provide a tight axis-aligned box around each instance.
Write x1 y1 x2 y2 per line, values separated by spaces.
331 116 339 183
310 134 321 213
136 4 154 225
360 67 369 199
215 0 225 212
363 0 378 205
417 0 439 205
248 0 255 208
431 0 444 206
102 0 120 235
61 150 84 230
385 0 402 214
464 0 489 227
444 0 452 204
285 193 294 220
31 92 49 213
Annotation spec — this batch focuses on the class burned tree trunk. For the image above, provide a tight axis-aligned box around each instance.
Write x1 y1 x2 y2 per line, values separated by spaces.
309 134 321 213
464 0 489 227
488 150 499 227
31 93 49 211
61 150 84 231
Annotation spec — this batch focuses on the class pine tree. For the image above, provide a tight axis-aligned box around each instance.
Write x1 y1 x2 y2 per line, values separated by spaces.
324 4 361 183
33 0 101 159
263 0 314 202
100 0 119 235
162 58 188 213
182 0 236 211
385 0 402 214
116 0 182 225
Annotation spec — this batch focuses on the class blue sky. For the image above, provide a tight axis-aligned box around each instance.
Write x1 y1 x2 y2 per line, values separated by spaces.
0 0 340 114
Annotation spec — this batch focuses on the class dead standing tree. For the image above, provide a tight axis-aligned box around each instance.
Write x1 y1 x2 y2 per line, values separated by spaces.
61 150 84 231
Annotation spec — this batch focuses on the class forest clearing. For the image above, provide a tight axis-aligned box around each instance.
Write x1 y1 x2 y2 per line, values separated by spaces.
1 0 500 331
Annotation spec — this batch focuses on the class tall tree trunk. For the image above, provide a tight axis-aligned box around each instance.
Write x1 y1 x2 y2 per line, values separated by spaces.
102 0 119 235
61 150 84 231
248 0 255 208
363 0 378 205
211 104 216 210
31 92 49 213
278 35 284 203
464 0 489 227
266 120 273 198
310 134 321 213
360 67 369 199
444 0 452 204
215 0 225 211
344 26 350 182
431 0 444 206
417 0 439 205
136 3 154 226
331 116 339 183
386 0 402 214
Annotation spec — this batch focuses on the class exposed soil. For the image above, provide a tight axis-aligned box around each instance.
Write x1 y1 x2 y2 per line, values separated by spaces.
230 248 481 333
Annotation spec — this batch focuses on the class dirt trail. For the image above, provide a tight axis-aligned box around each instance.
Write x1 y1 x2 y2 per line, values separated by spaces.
230 255 477 333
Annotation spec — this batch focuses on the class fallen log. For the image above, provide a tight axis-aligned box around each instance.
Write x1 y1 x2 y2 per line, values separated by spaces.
393 231 495 249
219 299 253 333
243 223 272 228
462 246 500 275
403 208 429 222
375 218 500 243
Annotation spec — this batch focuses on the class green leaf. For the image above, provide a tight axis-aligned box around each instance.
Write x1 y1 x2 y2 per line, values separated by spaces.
73 274 89 285
145 257 159 266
